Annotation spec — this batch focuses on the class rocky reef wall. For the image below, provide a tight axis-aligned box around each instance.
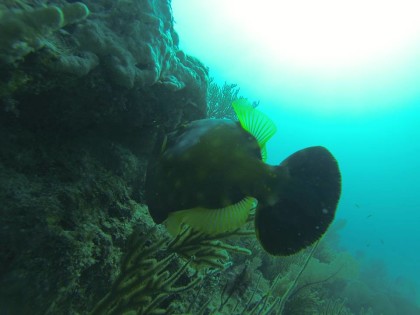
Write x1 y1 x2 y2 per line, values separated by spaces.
0 1 207 313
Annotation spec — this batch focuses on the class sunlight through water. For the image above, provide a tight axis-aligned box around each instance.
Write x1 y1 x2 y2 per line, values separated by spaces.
173 0 420 114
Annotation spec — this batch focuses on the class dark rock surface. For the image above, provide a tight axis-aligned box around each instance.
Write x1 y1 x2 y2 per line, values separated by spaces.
0 1 208 313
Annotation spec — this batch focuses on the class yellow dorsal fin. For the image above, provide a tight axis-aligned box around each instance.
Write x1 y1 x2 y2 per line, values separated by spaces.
165 197 257 236
232 99 277 161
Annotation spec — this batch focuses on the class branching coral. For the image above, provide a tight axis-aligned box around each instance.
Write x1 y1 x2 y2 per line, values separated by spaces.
207 77 259 120
250 233 359 315
245 241 320 315
168 225 253 269
316 298 352 315
90 229 201 315
90 223 255 314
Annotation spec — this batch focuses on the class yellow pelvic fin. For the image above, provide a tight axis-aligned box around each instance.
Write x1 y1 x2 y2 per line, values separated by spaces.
232 99 277 161
165 197 257 236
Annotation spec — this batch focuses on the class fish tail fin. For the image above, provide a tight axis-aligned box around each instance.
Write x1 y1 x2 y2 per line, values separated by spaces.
255 146 341 256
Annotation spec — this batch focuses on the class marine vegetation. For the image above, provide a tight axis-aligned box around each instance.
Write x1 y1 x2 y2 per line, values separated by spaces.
90 219 256 314
207 77 259 120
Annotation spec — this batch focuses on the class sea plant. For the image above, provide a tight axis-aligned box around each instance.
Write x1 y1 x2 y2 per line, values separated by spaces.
90 221 255 314
207 77 259 120
90 229 201 315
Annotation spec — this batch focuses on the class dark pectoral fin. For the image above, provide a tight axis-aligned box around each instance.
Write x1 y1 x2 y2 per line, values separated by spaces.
255 146 341 256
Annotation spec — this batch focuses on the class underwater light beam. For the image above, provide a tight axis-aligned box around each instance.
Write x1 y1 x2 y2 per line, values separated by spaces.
173 0 420 114
221 0 420 72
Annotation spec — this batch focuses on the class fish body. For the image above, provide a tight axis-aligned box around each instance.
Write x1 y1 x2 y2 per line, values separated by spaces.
146 118 281 222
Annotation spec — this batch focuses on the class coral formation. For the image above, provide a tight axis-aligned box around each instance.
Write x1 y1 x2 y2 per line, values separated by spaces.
207 77 259 120
0 2 89 64
90 228 201 315
90 224 254 314
71 0 207 90
0 0 207 313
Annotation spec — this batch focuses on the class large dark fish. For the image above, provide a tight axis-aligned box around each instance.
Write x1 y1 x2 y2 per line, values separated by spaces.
145 100 341 256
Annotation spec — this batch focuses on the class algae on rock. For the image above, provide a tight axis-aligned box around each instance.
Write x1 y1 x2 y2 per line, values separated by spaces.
0 0 208 314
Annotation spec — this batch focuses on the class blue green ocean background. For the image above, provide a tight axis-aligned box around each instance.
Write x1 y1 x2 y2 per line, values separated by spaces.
173 0 420 307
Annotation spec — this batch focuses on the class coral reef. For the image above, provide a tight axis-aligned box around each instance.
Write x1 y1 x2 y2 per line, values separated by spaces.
0 2 90 64
0 0 207 314
70 0 207 91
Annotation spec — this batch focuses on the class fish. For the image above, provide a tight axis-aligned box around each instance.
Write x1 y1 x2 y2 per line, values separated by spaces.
145 99 341 256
